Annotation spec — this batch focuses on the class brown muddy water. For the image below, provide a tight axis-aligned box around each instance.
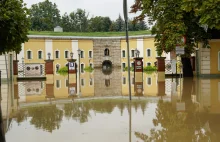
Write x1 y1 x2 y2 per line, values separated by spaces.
2 75 220 142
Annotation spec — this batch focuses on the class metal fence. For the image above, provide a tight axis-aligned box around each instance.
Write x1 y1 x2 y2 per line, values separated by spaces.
18 63 45 77
165 60 182 74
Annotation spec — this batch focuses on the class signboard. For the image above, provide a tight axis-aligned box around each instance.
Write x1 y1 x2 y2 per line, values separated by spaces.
171 59 177 73
69 62 75 70
69 87 76 95
176 46 184 55
135 60 143 72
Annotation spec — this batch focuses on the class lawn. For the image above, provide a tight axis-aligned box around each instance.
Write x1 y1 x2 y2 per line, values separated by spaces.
29 30 151 37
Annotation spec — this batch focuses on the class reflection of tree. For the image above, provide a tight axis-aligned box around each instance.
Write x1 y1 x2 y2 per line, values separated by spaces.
135 99 210 142
27 105 63 133
13 99 149 132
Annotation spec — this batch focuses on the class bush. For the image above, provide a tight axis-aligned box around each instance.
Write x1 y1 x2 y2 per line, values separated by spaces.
124 66 134 72
143 66 157 74
84 66 94 73
57 66 68 76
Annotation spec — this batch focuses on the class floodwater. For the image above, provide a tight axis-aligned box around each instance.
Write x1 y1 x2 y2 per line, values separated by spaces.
2 70 220 142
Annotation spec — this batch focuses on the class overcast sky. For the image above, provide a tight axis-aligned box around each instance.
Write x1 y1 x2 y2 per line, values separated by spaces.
23 0 140 20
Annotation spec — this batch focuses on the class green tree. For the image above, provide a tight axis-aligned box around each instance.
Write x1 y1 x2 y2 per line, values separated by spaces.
131 0 211 77
0 0 30 54
61 13 72 32
88 16 112 32
115 15 125 31
29 0 61 31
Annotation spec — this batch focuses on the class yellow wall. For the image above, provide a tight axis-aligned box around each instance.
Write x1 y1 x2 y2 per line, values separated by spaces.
53 40 72 69
78 40 93 67
210 79 220 113
210 41 220 74
122 72 135 96
24 39 45 64
143 73 158 96
143 38 157 66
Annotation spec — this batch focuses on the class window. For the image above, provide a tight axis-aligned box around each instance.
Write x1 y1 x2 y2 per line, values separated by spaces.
65 51 69 58
55 50 59 59
122 63 126 72
89 51 93 58
56 64 60 73
104 48 110 56
89 78 93 86
147 49 151 57
81 79 84 86
81 64 84 73
105 79 110 87
147 77 152 85
122 50 126 58
131 63 134 68
56 80 61 88
89 63 93 68
27 51 32 59
65 79 69 87
38 51 43 59
147 62 151 66
218 52 220 71
131 50 135 57
80 51 84 58
123 77 126 84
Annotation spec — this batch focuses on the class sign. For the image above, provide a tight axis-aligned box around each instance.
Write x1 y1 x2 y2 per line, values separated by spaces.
176 102 185 112
135 60 143 72
69 62 75 70
69 87 75 95
175 46 184 55
171 59 177 73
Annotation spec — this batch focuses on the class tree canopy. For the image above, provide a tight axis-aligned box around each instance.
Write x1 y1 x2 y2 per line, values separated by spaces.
130 0 218 57
0 0 30 54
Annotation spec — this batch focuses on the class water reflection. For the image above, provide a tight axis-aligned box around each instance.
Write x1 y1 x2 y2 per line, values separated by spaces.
3 69 220 141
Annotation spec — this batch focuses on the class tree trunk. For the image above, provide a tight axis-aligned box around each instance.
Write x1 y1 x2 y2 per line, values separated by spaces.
181 57 193 77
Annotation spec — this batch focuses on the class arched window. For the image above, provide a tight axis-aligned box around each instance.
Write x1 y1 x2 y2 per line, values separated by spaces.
56 64 60 73
147 49 151 57
104 48 110 56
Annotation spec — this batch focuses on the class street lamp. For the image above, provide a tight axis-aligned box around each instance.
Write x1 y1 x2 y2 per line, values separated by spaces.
77 49 81 96
47 52 51 60
134 48 140 58
70 52 73 59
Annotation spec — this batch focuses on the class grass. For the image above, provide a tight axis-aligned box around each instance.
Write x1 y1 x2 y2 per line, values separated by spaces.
28 30 151 37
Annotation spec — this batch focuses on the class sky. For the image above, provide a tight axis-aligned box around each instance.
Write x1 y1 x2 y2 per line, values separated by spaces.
23 0 140 20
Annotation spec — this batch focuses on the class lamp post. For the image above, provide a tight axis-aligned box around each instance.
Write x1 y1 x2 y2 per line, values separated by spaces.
134 48 140 58
77 49 81 96
47 52 51 60
70 52 73 59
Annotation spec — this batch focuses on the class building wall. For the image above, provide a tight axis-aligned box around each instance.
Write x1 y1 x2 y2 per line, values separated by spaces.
210 40 220 74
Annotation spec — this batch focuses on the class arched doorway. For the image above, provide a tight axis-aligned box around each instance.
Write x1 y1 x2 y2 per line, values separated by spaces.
102 60 112 75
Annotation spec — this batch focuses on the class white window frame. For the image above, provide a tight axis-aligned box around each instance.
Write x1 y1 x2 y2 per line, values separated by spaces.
147 48 151 57
80 63 85 73
131 49 135 57
56 80 61 89
65 79 69 88
147 62 151 66
81 78 85 86
122 50 126 58
27 50 32 59
122 62 126 72
146 77 152 86
80 50 84 58
122 77 126 85
64 50 69 59
37 50 43 59
55 50 60 59
88 50 93 58
89 78 93 86
218 51 220 71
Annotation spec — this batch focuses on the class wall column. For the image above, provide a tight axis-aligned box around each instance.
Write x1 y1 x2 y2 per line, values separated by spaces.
134 57 143 96
157 57 166 82
44 60 54 99
67 59 77 98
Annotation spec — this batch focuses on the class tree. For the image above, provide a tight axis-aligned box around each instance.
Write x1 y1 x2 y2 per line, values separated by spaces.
88 16 112 32
131 0 212 77
0 0 30 55
29 0 61 31
61 13 72 32
115 15 125 31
